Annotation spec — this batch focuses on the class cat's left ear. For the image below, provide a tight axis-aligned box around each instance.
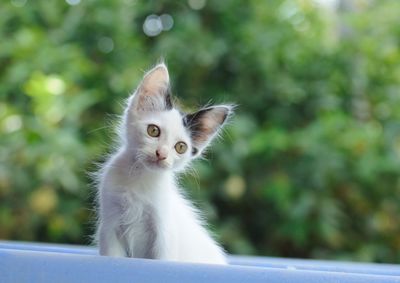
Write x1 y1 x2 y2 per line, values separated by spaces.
184 105 234 157
129 63 173 113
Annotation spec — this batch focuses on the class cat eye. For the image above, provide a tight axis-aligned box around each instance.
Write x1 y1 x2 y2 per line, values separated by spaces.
175 141 188 154
147 124 160 137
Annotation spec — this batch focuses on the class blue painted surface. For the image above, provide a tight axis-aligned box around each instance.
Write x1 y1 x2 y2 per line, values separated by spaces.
1 241 400 283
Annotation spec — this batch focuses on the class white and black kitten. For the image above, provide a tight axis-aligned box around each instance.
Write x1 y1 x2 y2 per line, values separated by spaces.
95 63 233 264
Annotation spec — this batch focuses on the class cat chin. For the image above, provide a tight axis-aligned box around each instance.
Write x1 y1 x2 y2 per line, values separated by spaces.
143 159 172 171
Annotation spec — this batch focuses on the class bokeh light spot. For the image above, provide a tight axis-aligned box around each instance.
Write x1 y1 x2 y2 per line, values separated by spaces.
188 0 206 10
3 115 22 133
45 76 66 96
29 186 58 216
143 14 163 37
160 14 174 31
65 0 81 6
224 175 246 200
10 0 27 7
98 37 114 53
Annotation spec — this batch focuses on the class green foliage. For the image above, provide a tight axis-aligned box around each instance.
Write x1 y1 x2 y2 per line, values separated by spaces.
1 0 400 263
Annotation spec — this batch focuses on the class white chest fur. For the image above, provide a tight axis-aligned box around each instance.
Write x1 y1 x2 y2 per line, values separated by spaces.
97 151 226 264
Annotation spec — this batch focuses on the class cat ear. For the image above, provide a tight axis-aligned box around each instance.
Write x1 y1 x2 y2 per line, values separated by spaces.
184 105 233 156
129 63 173 113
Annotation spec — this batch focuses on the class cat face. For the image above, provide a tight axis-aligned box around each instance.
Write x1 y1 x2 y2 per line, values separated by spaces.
124 63 232 172
129 109 193 171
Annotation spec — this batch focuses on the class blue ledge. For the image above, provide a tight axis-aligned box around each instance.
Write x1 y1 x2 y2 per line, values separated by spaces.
1 241 400 283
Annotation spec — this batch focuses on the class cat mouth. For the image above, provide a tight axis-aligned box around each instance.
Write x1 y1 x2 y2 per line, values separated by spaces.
145 158 170 170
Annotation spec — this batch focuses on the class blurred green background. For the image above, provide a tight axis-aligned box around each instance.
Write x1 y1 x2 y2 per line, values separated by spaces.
1 0 400 263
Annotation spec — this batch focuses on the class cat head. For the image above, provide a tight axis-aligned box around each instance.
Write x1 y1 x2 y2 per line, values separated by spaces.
123 63 233 172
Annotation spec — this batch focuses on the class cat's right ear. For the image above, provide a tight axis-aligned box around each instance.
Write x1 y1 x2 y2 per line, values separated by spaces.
128 64 173 114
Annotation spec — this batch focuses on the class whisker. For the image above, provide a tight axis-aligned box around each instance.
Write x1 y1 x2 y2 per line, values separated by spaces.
186 166 200 190
87 125 113 134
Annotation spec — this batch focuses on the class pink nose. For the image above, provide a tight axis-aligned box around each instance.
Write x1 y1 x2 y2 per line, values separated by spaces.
156 149 167 160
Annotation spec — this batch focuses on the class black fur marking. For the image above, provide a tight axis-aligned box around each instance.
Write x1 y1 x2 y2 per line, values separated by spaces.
165 88 173 110
185 110 204 141
182 113 190 128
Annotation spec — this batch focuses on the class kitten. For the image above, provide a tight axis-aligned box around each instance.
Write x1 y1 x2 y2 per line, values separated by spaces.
95 63 233 264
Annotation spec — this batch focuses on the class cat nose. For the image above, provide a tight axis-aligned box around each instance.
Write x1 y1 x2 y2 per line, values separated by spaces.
156 148 167 160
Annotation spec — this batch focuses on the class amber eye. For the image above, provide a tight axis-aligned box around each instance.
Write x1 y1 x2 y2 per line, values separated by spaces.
175 141 188 154
147 124 160 137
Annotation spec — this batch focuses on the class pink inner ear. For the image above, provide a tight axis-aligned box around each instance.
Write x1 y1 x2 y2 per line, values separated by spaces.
141 77 168 96
133 65 170 112
140 65 169 95
193 107 228 144
198 116 217 142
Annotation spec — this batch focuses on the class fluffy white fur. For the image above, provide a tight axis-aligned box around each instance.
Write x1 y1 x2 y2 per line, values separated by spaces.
95 63 232 264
